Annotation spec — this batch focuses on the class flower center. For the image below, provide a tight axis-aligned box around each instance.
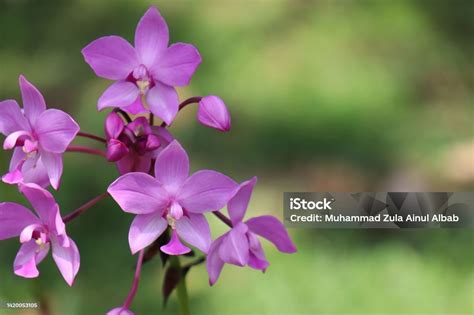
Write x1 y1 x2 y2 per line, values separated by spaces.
133 64 151 95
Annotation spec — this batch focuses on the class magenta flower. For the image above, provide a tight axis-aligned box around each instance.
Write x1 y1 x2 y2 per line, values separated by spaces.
0 75 79 189
206 177 296 285
108 140 238 255
104 112 173 174
82 6 201 125
0 183 80 286
197 96 231 132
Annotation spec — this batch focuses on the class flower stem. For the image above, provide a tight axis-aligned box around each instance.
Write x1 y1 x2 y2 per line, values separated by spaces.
77 131 107 143
170 256 190 315
212 210 233 227
66 145 107 158
161 96 202 127
63 193 109 223
123 250 145 310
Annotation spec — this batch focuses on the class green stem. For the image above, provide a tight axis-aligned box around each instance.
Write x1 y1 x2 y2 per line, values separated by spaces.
170 256 190 315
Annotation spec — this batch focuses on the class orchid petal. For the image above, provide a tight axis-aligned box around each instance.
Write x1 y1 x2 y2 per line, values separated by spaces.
151 43 201 87
178 170 238 213
82 35 139 80
41 151 63 190
51 236 80 286
98 81 140 111
105 112 125 139
146 82 178 126
20 156 50 188
18 183 58 225
19 75 46 125
128 213 167 254
108 173 168 214
0 100 30 135
154 140 189 190
107 307 134 315
246 215 297 253
135 6 169 67
247 232 269 271
14 240 49 278
206 236 225 286
3 130 31 150
0 202 40 240
218 223 249 266
35 109 79 153
160 229 191 255
227 177 257 225
175 213 211 253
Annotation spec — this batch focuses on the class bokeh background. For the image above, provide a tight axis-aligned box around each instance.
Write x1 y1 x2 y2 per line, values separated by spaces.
0 0 473 314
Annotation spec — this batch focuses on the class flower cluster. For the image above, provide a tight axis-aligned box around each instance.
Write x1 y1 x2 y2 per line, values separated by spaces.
0 7 295 314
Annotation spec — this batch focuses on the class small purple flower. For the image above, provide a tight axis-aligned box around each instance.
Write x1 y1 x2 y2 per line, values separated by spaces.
104 112 173 174
206 177 297 285
197 96 231 132
82 6 202 125
0 76 79 189
108 140 238 255
0 183 80 286
107 307 134 315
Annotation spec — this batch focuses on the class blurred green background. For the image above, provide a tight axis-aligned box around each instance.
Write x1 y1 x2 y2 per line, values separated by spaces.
0 0 473 314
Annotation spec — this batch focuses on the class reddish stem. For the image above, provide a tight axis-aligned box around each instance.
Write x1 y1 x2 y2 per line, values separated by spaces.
77 131 106 143
66 145 107 158
161 96 202 127
63 193 109 223
123 250 145 310
213 210 233 227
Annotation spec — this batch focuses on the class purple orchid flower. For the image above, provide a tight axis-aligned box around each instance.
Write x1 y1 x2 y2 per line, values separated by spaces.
104 112 173 174
206 177 297 285
0 75 79 190
197 96 231 132
82 6 202 125
108 140 238 255
0 183 80 286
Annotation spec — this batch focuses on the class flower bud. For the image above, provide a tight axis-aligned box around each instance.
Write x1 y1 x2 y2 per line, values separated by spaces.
105 112 124 139
197 96 231 132
106 139 129 162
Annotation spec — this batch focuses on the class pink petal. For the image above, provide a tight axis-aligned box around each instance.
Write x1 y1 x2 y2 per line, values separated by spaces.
3 130 31 150
197 96 231 132
151 43 201 87
134 6 169 67
128 213 167 254
145 82 178 126
51 236 80 286
218 223 249 266
19 224 44 243
18 183 58 225
108 173 168 214
20 156 50 188
227 177 257 225
98 81 140 111
123 96 148 115
245 215 297 253
19 75 46 125
160 229 190 256
206 236 225 286
40 151 63 190
35 109 80 153
105 112 125 139
247 232 269 271
175 213 211 253
9 147 26 171
14 240 49 278
154 140 189 190
107 139 130 162
2 168 23 185
0 100 30 135
82 35 139 80
0 202 40 240
178 170 238 213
